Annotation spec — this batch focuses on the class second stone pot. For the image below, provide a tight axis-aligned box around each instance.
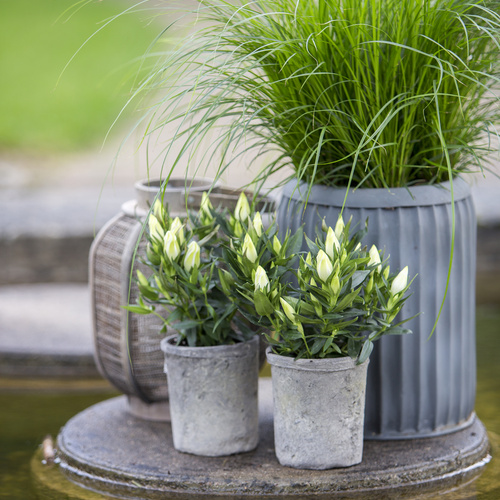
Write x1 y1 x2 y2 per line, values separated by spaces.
266 348 369 469
161 335 260 456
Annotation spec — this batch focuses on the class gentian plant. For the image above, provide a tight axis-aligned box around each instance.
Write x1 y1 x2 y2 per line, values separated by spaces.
130 191 414 360
221 199 414 363
127 194 255 346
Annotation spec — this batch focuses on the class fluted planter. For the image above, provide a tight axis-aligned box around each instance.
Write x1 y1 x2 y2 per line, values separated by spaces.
277 178 477 439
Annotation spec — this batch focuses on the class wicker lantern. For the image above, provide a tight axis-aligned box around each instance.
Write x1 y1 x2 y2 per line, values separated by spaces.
90 179 272 420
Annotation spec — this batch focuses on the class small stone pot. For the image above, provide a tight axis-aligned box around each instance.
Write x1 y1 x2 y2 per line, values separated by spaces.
266 348 369 469
160 335 260 456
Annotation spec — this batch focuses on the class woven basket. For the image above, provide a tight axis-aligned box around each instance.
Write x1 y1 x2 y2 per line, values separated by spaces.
90 179 272 420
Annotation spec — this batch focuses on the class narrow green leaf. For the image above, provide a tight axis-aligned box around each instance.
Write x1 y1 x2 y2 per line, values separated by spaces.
358 340 374 365
254 290 275 316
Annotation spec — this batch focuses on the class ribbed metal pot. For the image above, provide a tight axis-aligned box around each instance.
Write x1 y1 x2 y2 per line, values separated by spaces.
277 178 477 439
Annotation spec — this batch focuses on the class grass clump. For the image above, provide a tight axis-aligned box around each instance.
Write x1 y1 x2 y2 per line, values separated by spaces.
0 0 160 152
135 0 500 189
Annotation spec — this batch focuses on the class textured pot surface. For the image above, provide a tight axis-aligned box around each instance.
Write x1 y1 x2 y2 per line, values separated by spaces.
161 335 260 456
266 349 369 469
278 179 477 439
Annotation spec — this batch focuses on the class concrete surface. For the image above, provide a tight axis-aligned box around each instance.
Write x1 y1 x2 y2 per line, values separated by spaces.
0 283 99 378
56 378 490 499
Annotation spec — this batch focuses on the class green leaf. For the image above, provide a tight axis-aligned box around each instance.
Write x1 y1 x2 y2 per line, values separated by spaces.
185 328 197 347
286 227 304 257
383 326 413 336
218 268 235 295
348 338 361 358
175 319 202 331
254 289 275 316
123 305 153 315
323 336 334 352
304 234 319 254
351 270 371 288
310 338 325 355
358 340 374 365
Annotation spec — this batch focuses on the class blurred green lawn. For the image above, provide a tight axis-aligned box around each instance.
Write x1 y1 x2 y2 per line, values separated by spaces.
0 0 160 153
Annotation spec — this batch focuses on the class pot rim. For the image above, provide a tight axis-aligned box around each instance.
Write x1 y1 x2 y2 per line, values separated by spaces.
135 177 214 195
123 177 216 217
161 334 259 359
265 347 368 373
282 177 470 208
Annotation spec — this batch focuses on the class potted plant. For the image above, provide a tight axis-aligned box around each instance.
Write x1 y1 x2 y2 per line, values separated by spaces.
222 214 413 469
127 193 260 456
129 0 500 439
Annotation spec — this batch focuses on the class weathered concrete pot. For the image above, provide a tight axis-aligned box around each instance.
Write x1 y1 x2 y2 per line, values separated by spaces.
266 348 369 470
160 335 260 456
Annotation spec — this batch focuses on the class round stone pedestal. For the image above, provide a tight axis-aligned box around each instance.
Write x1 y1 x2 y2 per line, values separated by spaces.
56 379 490 499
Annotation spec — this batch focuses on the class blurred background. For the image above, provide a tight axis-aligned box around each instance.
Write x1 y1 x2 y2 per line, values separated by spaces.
0 1 499 498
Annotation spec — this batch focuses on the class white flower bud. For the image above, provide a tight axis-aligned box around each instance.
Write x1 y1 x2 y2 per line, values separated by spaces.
253 212 263 237
272 235 282 255
280 297 296 324
334 216 345 239
242 233 258 263
305 252 313 265
316 250 334 282
200 192 213 221
368 245 382 272
152 199 164 220
254 266 270 292
170 217 185 244
325 227 340 259
163 230 181 261
331 273 340 294
148 214 164 240
391 266 409 295
184 241 201 272
235 192 251 221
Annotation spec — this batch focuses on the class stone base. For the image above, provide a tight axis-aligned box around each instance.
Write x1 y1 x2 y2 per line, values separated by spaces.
56 379 490 499
126 396 170 422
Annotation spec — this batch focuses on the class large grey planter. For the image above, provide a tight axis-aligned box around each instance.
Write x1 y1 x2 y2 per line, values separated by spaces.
160 335 260 456
266 349 369 469
277 178 476 440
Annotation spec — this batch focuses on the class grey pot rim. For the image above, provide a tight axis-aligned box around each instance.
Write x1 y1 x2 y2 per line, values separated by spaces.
265 347 368 373
122 177 216 217
134 177 215 212
282 177 471 208
161 334 259 360
135 177 214 195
